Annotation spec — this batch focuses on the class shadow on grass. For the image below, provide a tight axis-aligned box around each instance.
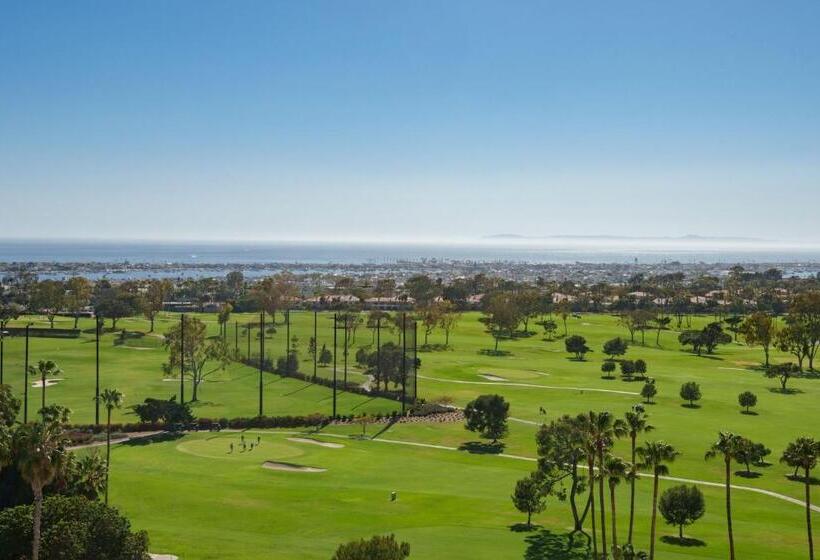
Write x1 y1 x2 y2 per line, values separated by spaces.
479 349 512 357
787 474 820 486
523 529 590 560
681 403 702 409
459 441 505 455
735 470 762 479
768 387 803 395
509 523 539 533
688 354 724 361
661 535 706 547
740 410 759 416
122 432 183 447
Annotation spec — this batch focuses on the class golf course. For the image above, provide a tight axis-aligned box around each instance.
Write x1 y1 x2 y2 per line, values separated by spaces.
4 309 818 558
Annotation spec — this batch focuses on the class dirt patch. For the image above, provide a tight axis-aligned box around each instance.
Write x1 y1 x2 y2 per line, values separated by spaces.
262 461 326 473
31 378 63 388
479 374 507 382
287 437 344 449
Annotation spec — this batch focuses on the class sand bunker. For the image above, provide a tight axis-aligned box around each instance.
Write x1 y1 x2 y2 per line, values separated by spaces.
287 437 344 449
479 374 506 382
31 378 62 388
149 555 178 560
262 461 326 473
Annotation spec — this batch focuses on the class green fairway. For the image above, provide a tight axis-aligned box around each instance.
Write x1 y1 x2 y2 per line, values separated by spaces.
105 429 813 559
6 310 819 557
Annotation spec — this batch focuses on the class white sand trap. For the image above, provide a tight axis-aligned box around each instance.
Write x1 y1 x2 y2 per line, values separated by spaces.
31 378 63 388
262 461 326 473
287 437 344 449
479 374 506 382
149 555 178 560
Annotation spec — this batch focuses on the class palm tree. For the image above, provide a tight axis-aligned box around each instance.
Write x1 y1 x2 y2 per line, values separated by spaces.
637 440 679 560
0 424 11 475
68 453 108 500
14 418 69 560
27 360 62 418
624 404 654 545
603 455 630 551
705 432 742 560
98 388 123 505
580 410 628 559
781 437 820 560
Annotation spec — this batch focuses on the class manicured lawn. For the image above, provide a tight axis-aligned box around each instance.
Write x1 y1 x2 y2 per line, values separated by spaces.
6 310 819 557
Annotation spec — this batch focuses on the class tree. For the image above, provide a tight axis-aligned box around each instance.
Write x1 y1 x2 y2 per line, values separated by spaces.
438 305 461 347
619 310 653 344
534 414 591 537
780 437 819 560
63 453 107 500
603 337 629 360
601 361 616 378
653 316 671 346
705 432 743 560
634 359 647 378
97 388 123 505
164 316 231 401
13 414 71 560
741 312 777 368
64 277 92 329
217 302 233 337
620 360 636 380
417 303 444 346
787 292 820 371
641 379 657 405
481 292 520 352
0 302 24 332
766 362 799 392
319 344 332 367
679 382 701 407
679 322 731 356
93 283 139 329
404 274 439 307
31 280 65 328
738 391 757 413
624 405 654 544
539 319 558 341
131 397 193 424
332 534 410 560
636 441 679 560
554 300 571 337
514 289 542 333
733 437 770 474
565 335 590 361
141 279 171 332
225 270 245 297
658 485 705 539
464 394 509 443
512 474 546 528
603 455 630 550
724 315 744 341
1 384 22 427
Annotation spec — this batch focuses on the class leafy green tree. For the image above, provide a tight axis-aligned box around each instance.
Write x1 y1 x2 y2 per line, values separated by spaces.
732 437 770 474
565 335 590 360
738 391 757 413
64 277 92 329
164 316 231 401
637 441 680 560
766 362 799 392
332 534 410 560
679 382 702 407
511 474 545 528
140 279 171 332
679 322 731 356
63 453 107 500
438 304 461 347
724 315 744 341
658 485 705 539
620 360 636 379
601 361 616 378
481 292 520 352
539 318 558 341
641 380 657 405
624 405 654 544
31 280 65 328
464 394 509 443
0 302 24 330
97 388 123 504
0 384 22 426
603 337 629 360
634 359 647 378
705 432 744 560
319 344 333 367
780 437 819 560
741 312 778 368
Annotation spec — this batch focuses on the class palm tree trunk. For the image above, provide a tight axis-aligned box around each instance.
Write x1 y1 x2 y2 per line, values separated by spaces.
806 469 814 560
609 482 618 550
589 458 598 558
32 486 43 560
105 407 112 505
598 450 608 558
649 473 659 560
628 437 637 544
726 457 735 560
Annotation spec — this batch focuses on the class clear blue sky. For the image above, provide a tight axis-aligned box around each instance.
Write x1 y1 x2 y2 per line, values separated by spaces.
1 1 818 243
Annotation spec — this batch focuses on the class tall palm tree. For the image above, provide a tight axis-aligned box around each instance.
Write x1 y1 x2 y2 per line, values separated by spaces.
27 360 62 418
781 437 820 560
580 410 627 559
624 404 654 545
98 388 123 505
705 432 742 560
637 440 679 560
603 455 630 551
14 418 69 560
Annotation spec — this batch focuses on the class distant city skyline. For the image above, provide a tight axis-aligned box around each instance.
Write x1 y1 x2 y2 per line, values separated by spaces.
1 1 818 243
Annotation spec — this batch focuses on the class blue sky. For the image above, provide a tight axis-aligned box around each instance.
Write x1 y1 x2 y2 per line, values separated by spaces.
1 1 818 243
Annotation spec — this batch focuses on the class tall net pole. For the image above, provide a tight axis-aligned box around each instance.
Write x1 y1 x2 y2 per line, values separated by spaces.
23 324 29 423
258 310 265 417
401 312 407 413
95 315 101 425
332 313 338 418
343 313 348 386
313 310 317 381
376 318 381 392
179 314 185 405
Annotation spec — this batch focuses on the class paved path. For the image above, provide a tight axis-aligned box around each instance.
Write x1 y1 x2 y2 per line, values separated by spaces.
417 374 639 396
235 429 818 514
68 431 163 451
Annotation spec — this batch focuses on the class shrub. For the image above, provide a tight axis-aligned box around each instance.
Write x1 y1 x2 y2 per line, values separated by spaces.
641 379 657 404
131 397 193 424
658 485 705 539
332 534 410 560
738 391 758 413
601 361 616 378
679 382 702 407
